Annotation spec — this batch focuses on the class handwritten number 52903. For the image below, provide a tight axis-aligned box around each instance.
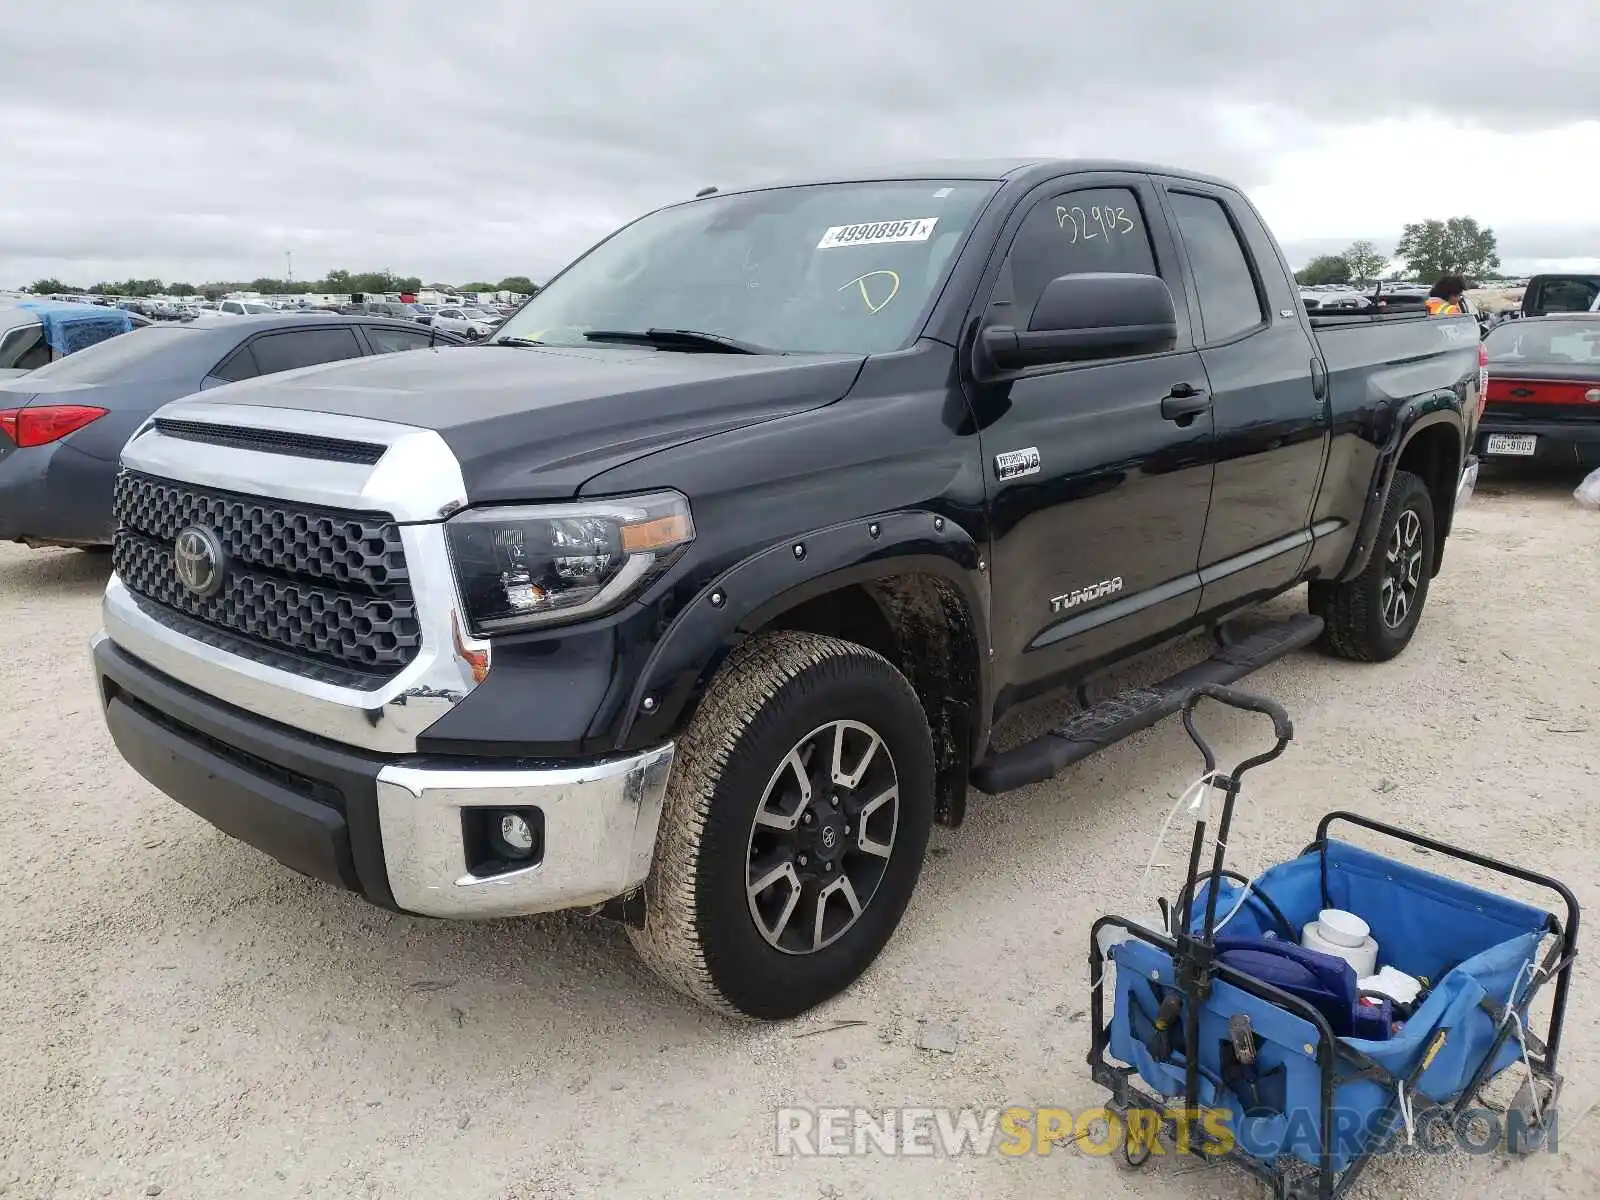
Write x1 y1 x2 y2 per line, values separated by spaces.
1055 204 1136 243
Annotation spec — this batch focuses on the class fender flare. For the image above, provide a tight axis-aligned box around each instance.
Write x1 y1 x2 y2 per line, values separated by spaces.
1335 401 1464 584
615 509 992 755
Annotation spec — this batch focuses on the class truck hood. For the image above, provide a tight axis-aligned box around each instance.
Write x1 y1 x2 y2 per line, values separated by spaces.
169 343 866 502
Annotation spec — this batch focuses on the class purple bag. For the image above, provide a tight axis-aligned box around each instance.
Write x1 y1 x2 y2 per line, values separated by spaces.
1215 937 1391 1040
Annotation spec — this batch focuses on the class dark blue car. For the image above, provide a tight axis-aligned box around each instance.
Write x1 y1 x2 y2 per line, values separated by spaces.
0 313 465 548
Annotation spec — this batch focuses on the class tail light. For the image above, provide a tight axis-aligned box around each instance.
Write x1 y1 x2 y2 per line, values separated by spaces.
0 405 109 448
1476 344 1489 420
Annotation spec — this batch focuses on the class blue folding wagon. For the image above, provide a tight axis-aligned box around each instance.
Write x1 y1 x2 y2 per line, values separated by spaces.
1088 685 1578 1200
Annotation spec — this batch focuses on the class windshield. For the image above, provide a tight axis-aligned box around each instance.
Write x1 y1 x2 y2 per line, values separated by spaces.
1485 320 1600 365
494 179 997 355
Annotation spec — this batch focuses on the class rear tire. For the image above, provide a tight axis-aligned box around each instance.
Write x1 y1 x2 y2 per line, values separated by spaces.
1310 468 1436 662
628 630 935 1019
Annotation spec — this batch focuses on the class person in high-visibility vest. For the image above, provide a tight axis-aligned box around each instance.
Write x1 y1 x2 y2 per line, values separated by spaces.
1425 274 1468 315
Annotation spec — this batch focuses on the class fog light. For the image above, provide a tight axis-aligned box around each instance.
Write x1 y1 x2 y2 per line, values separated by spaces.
464 806 545 875
498 813 535 855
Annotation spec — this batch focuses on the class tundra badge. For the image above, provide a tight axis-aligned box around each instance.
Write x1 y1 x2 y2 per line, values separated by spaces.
994 447 1041 481
1051 577 1124 614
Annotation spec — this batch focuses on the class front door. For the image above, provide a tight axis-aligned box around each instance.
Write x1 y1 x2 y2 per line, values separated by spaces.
967 173 1216 717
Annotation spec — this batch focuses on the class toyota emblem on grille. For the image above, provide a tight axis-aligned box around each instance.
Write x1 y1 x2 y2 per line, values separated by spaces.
173 525 226 597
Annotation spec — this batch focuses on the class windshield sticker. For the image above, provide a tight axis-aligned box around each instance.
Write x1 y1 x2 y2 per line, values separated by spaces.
817 218 938 250
932 187 953 198
838 270 901 313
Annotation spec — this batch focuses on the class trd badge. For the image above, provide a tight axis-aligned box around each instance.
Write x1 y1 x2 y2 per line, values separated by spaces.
994 447 1040 481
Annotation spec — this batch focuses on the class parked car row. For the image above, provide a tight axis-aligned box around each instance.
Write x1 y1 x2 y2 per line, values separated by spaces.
0 314 466 548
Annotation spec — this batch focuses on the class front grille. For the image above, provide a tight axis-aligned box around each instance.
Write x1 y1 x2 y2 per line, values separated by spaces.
112 471 422 676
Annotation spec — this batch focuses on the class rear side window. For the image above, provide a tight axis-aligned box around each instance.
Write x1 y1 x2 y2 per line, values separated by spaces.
248 327 364 375
365 325 434 353
211 344 259 382
221 301 245 315
1169 192 1266 342
0 323 47 369
989 186 1160 326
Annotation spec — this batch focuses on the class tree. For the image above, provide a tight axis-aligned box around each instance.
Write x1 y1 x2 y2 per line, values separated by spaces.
1394 217 1499 283
497 275 538 295
29 278 72 294
1342 240 1388 286
459 281 496 292
1295 255 1351 286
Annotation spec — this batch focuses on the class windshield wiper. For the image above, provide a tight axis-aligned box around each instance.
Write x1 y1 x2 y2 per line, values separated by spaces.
491 336 546 347
581 328 768 354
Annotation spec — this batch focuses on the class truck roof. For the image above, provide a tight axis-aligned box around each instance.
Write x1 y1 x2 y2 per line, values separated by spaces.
710 158 1240 196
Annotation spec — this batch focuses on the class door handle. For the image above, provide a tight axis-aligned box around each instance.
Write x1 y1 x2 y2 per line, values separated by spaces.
1161 384 1211 423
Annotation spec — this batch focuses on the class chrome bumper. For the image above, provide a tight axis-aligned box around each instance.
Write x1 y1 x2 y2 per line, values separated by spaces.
1456 455 1480 508
376 745 674 918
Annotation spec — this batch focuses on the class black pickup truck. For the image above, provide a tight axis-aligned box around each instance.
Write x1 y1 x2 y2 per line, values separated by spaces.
91 159 1482 1019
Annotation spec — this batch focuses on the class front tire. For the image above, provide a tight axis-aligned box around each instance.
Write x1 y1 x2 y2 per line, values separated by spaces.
628 630 935 1019
1310 468 1436 662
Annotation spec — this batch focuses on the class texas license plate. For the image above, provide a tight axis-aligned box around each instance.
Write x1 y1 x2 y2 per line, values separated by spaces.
1485 434 1538 457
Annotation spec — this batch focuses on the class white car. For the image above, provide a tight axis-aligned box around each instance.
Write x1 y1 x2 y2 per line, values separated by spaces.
430 306 502 339
216 299 276 316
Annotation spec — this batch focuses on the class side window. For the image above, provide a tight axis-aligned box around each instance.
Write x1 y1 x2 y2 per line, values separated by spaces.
221 301 244 315
210 345 259 382
1168 192 1266 342
989 186 1159 326
248 327 364 375
0 325 48 370
365 325 434 354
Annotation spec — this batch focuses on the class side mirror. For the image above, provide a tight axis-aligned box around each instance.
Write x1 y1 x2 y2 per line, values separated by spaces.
979 272 1178 374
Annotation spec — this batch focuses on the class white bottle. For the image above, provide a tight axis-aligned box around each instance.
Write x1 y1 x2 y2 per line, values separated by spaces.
1302 908 1380 977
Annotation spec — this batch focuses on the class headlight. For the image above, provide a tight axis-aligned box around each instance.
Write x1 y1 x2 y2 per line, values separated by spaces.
444 491 695 634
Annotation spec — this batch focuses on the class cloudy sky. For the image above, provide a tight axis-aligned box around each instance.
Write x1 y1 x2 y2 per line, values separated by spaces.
3 0 1597 290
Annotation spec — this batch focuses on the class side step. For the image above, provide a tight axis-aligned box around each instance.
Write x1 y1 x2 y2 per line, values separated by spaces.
969 613 1324 795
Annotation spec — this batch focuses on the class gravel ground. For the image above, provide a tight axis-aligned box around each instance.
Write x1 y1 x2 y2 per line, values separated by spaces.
3 465 1598 1200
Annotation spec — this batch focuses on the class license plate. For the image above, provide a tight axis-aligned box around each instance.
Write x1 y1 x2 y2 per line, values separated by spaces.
1485 434 1538 457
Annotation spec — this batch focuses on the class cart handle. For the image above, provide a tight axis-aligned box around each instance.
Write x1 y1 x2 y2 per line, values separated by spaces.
1180 684 1294 777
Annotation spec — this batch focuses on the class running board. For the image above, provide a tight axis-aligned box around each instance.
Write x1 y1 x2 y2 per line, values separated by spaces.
969 614 1324 795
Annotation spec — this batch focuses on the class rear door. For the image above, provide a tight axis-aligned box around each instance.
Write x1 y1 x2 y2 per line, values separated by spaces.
1154 179 1327 613
970 172 1215 708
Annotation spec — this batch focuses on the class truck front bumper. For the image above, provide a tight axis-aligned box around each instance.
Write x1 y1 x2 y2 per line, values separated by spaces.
92 631 674 919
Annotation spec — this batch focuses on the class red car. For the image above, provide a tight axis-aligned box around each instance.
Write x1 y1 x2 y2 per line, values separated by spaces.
1476 313 1600 468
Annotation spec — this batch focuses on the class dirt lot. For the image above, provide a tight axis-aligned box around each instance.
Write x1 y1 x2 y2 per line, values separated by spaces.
2 466 1598 1200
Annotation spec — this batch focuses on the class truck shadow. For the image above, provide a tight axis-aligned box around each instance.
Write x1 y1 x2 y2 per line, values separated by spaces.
0 545 112 596
1474 460 1592 500
144 602 1308 1046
